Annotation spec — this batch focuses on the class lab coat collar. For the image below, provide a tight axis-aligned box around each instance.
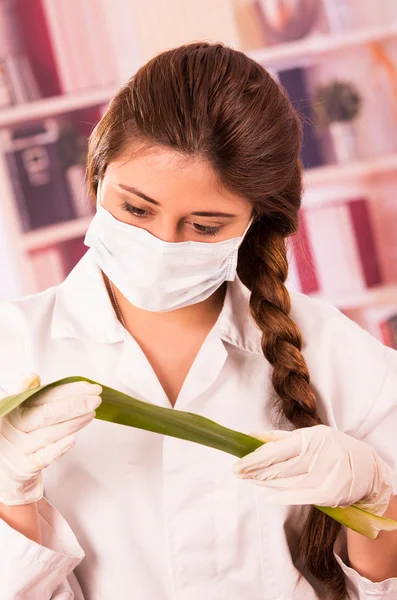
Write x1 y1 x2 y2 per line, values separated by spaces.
218 275 263 356
51 251 263 354
51 251 125 343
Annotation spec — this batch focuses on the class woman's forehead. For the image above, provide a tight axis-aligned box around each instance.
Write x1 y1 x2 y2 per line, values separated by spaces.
105 149 251 213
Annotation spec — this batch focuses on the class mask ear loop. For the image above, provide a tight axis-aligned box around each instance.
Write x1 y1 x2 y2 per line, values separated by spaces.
96 180 102 209
237 216 254 248
226 217 254 281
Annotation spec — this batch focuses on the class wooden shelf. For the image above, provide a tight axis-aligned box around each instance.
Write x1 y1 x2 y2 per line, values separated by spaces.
311 283 397 310
0 86 116 128
23 216 93 252
1 25 396 130
248 22 397 67
302 153 397 206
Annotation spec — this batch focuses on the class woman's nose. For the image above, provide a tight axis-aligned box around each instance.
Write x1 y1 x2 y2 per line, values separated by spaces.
151 217 182 243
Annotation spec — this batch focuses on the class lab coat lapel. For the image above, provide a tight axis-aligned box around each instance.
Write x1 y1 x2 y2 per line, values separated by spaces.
115 333 172 408
175 327 228 409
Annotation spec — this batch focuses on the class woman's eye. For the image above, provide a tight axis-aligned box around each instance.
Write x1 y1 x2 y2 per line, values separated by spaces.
191 222 221 236
122 201 149 218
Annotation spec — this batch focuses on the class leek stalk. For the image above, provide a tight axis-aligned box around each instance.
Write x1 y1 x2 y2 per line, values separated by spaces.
1 375 396 539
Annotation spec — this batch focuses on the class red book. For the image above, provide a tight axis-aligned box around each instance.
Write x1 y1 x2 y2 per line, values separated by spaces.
61 237 87 275
30 246 65 291
288 211 320 294
301 197 383 297
15 0 61 97
348 198 382 287
379 320 395 348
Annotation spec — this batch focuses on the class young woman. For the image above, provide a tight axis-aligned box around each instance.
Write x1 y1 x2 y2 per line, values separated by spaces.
0 43 396 600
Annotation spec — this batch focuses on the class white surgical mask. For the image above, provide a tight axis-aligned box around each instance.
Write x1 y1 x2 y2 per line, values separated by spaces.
84 187 251 312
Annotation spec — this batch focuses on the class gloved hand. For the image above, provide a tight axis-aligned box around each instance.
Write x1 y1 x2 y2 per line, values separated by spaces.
0 374 102 506
233 424 392 515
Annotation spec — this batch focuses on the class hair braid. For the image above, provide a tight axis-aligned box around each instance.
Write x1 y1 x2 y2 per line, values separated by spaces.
238 219 346 600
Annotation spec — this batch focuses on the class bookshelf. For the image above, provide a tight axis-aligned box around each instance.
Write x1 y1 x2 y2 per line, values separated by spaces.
0 24 396 129
0 2 396 342
248 22 397 67
311 282 397 311
303 153 397 201
0 86 116 128
23 216 93 252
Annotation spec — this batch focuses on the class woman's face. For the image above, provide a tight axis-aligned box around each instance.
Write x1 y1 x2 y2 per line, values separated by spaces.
100 148 253 243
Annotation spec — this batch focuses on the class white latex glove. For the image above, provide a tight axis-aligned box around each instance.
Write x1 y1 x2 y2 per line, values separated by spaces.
233 424 392 515
0 373 102 506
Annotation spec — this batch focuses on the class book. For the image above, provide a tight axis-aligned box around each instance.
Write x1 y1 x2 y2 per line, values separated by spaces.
15 0 61 97
0 62 12 107
277 67 324 169
30 245 65 291
79 0 117 88
2 120 76 231
232 0 268 51
382 315 397 349
302 197 382 297
321 0 352 33
0 0 41 104
123 0 239 64
98 0 141 83
40 0 116 93
66 165 94 219
287 210 320 294
363 308 397 347
60 237 87 275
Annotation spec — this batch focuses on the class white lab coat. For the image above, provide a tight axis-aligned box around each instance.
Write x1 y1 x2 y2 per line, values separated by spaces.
0 250 396 600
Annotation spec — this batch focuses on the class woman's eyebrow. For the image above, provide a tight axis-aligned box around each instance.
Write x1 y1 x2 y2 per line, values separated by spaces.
190 211 237 218
118 184 237 218
118 184 160 206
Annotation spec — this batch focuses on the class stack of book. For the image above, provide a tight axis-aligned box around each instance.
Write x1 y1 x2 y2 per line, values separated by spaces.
11 0 123 98
380 313 397 348
287 196 383 298
2 119 94 232
30 236 87 291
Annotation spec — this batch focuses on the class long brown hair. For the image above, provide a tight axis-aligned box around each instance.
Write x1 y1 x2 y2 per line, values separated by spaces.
87 42 345 599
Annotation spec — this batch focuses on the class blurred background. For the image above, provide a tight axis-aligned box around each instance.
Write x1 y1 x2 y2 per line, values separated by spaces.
1 0 397 345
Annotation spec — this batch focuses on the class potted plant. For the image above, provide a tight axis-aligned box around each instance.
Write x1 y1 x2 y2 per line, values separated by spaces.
314 80 362 163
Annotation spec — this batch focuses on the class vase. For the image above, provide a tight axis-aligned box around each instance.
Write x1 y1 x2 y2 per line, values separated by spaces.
322 0 352 33
257 0 320 44
329 121 358 164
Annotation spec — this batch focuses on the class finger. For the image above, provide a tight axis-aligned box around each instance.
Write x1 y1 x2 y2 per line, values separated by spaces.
21 373 41 392
265 486 330 506
26 382 102 406
239 453 307 482
13 394 101 432
267 489 312 506
249 430 294 443
20 412 96 454
29 434 76 469
0 372 41 397
233 434 301 476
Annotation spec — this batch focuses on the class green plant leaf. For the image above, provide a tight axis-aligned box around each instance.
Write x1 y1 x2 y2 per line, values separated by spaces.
316 504 397 540
1 376 396 539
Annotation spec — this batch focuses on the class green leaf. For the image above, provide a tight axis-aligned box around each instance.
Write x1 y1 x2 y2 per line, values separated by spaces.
1 376 396 539
316 504 397 539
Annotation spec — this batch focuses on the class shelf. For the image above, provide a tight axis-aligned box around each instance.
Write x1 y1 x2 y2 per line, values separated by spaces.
23 216 93 251
248 22 397 67
0 86 117 128
311 283 397 310
302 153 397 204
